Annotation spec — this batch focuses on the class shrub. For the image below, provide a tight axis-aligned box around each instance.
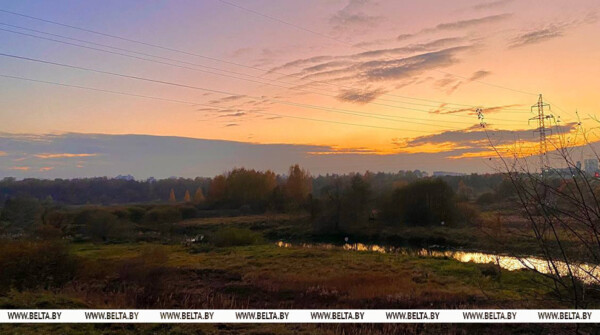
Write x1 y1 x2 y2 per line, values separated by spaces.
143 206 182 224
381 178 457 226
476 192 496 205
455 202 482 226
179 206 198 220
211 228 263 247
75 209 132 242
0 240 78 293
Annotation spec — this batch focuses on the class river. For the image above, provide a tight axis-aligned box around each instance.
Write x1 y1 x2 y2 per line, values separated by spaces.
276 241 600 284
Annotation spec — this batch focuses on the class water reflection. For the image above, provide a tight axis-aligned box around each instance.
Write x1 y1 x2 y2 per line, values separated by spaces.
275 241 600 284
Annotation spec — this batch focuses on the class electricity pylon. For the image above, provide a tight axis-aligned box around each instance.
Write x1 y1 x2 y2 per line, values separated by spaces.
529 94 554 172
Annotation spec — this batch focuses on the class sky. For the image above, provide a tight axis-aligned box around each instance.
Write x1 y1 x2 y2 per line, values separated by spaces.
0 0 599 178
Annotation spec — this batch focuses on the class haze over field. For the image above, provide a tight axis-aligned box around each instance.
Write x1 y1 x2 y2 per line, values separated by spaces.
1 0 599 177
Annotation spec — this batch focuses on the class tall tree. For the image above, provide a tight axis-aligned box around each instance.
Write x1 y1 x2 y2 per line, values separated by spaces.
168 189 176 203
193 187 205 204
285 164 312 207
183 190 191 202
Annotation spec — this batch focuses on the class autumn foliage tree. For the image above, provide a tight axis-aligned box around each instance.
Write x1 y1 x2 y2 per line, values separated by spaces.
193 187 205 204
168 189 176 203
284 164 312 210
207 168 277 210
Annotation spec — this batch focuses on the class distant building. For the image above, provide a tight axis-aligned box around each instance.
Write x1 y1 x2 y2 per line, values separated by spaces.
584 159 599 175
432 171 466 177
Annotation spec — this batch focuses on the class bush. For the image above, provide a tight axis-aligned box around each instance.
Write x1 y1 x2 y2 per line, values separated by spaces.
476 192 496 205
456 202 482 226
179 206 198 220
75 209 132 242
211 228 263 247
0 240 78 293
143 206 182 224
381 178 457 226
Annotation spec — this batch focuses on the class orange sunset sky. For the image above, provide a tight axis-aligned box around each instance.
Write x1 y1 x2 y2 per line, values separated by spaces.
0 0 599 178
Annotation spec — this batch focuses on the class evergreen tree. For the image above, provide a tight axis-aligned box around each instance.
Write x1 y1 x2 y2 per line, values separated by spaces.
169 189 176 203
184 190 191 202
193 187 205 203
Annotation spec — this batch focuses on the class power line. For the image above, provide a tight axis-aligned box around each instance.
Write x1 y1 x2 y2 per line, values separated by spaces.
0 73 446 133
1 53 490 131
0 26 511 124
215 0 539 97
0 21 528 113
0 26 527 125
0 8 523 110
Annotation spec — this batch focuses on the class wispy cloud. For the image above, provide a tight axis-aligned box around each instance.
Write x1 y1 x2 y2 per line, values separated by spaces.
398 122 578 150
429 104 522 115
395 13 511 41
509 24 566 48
336 87 386 104
34 153 97 159
427 13 512 32
472 0 513 11
509 13 598 48
329 0 382 35
9 166 30 171
470 70 491 81
39 167 54 172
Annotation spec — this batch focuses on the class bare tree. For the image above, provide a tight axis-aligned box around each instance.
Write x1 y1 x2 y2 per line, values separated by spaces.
482 108 600 308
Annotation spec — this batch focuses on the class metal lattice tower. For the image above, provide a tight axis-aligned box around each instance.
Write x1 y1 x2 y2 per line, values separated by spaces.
529 94 553 172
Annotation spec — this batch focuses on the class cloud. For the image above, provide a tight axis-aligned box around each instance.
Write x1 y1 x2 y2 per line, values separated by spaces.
400 122 578 149
218 112 247 118
509 13 598 48
329 0 381 35
0 132 560 178
39 167 54 172
268 37 467 80
428 13 512 32
472 0 513 11
336 87 386 104
34 153 97 159
470 70 491 81
394 14 511 41
434 75 462 94
429 104 522 115
208 95 246 104
0 151 6 156
396 33 413 41
359 47 467 81
224 123 239 127
9 166 30 171
509 24 565 48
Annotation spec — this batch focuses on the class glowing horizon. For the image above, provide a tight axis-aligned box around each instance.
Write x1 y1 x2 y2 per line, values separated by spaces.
1 0 599 177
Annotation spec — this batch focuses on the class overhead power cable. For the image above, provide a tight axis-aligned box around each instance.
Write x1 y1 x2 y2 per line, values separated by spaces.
0 73 455 133
0 8 528 110
2 53 495 131
214 0 539 97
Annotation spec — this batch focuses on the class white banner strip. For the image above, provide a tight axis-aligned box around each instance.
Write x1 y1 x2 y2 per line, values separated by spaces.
0 309 597 323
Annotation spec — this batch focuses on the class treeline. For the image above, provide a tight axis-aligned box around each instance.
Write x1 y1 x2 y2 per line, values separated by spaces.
0 168 505 206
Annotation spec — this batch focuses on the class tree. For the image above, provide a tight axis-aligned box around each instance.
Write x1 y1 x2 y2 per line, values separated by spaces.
208 175 227 203
484 115 600 308
284 164 312 209
183 190 191 202
0 196 42 233
456 180 473 201
193 187 205 204
168 189 176 203
382 179 457 226
341 174 371 227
